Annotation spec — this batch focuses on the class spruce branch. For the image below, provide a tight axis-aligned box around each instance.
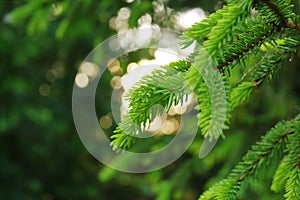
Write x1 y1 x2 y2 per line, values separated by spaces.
262 0 287 25
227 37 299 114
203 3 251 63
110 3 300 191
230 81 256 109
217 17 277 70
283 117 300 200
249 37 300 84
199 116 297 200
180 2 253 49
284 167 300 200
256 0 294 26
183 0 297 72
271 130 300 194
111 60 191 150
271 156 292 192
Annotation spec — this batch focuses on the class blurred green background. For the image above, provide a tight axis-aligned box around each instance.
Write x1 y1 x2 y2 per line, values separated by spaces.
1 0 300 199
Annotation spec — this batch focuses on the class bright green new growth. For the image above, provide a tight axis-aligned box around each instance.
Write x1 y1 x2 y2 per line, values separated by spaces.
111 60 191 151
111 0 300 198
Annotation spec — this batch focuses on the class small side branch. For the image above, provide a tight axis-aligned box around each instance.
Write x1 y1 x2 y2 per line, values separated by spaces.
263 0 287 25
236 130 294 183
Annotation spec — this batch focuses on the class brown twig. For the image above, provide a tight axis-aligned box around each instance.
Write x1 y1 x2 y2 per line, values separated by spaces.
263 0 287 26
287 21 300 32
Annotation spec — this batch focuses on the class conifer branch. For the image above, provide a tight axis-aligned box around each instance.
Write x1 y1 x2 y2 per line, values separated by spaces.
271 130 300 192
255 0 294 26
199 117 297 200
263 0 287 25
250 37 300 84
284 167 300 200
235 130 293 183
111 60 191 150
111 5 300 199
181 2 253 49
217 19 276 69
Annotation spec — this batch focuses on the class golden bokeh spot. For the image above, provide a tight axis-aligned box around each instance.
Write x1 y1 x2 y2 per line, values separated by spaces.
111 76 122 89
127 62 139 73
75 73 89 88
80 62 99 78
39 84 51 96
161 118 179 135
100 115 113 129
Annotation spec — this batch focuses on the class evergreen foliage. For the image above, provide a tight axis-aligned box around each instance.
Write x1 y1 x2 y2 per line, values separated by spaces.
110 0 300 198
5 0 300 199
199 115 299 200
